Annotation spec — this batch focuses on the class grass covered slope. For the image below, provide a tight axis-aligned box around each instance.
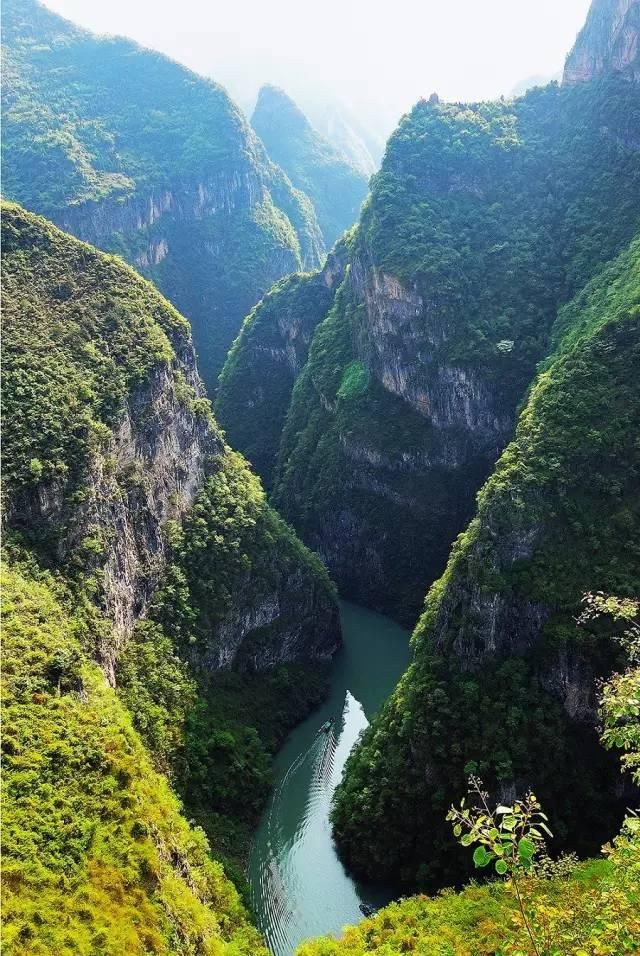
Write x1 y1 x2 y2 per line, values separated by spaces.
2 199 200 503
1 560 268 956
1 0 324 387
331 237 640 888
271 76 640 624
252 85 369 249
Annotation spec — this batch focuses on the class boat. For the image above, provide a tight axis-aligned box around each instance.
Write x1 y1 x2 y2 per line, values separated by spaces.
359 902 377 917
318 719 333 735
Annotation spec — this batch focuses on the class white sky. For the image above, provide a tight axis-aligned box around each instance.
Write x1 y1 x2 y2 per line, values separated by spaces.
43 0 592 139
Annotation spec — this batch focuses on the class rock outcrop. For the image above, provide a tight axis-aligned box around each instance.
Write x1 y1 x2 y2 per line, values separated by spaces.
261 75 640 625
564 0 640 84
217 237 351 489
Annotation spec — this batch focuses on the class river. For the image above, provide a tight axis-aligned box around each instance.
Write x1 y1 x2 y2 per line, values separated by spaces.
248 601 411 956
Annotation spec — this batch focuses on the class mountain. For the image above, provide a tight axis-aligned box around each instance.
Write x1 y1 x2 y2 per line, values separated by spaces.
251 85 369 248
1 202 340 942
564 0 640 83
331 236 640 887
216 235 351 490
218 76 640 625
1 0 325 391
303 98 381 177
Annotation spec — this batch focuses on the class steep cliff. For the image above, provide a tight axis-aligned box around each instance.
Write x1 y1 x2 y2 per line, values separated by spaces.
564 0 640 84
2 201 339 677
1 0 325 389
269 76 640 624
331 237 640 888
252 85 369 249
216 236 351 489
1 203 341 901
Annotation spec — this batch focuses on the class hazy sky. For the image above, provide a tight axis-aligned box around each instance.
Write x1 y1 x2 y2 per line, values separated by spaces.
43 0 592 139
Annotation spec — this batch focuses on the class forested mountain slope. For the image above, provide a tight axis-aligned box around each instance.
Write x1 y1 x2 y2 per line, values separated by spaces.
216 236 352 490
261 75 640 624
1 0 325 389
252 85 369 249
1 203 340 944
1 562 270 956
331 236 640 888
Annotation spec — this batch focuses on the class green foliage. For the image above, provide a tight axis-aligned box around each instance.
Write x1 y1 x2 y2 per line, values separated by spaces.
297 599 640 956
0 558 268 955
1 201 198 502
580 594 640 785
116 449 337 889
330 237 640 886
1 0 325 387
252 85 368 248
296 827 640 956
1 202 340 916
448 779 552 878
117 618 329 895
337 361 370 401
216 240 347 487
272 76 640 623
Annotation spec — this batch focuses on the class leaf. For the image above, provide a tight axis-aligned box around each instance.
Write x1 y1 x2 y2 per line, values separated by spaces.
453 824 462 837
473 846 492 868
496 805 512 814
518 837 535 860
495 859 508 875
461 833 473 846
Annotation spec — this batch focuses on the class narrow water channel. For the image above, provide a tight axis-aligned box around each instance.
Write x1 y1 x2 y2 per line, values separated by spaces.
248 601 411 956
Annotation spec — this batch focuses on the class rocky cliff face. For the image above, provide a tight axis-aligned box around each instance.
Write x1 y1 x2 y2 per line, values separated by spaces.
1 0 325 391
263 75 640 625
564 0 640 84
216 238 351 489
2 204 340 686
331 237 640 888
8 340 217 683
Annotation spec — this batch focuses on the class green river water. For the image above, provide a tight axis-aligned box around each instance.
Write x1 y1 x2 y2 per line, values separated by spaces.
248 601 411 955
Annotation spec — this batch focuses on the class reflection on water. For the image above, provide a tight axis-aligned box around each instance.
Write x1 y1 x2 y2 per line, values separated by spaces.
249 602 411 956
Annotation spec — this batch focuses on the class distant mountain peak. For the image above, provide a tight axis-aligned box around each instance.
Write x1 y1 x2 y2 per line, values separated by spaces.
251 84 368 248
254 84 311 133
564 0 640 83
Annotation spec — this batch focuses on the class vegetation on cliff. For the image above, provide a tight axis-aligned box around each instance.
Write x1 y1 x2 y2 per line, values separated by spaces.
252 85 369 249
1 559 269 956
300 594 640 955
216 237 351 488
330 236 640 887
267 74 640 623
1 0 325 387
1 204 340 929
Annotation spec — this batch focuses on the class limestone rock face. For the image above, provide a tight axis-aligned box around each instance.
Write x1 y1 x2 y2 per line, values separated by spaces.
2 204 341 684
564 0 640 84
216 239 350 489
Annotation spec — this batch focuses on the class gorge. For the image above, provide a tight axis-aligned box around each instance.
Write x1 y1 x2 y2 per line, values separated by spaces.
2 0 640 954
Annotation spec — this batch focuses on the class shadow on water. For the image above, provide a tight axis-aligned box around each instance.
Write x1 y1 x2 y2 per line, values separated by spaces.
248 601 411 956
